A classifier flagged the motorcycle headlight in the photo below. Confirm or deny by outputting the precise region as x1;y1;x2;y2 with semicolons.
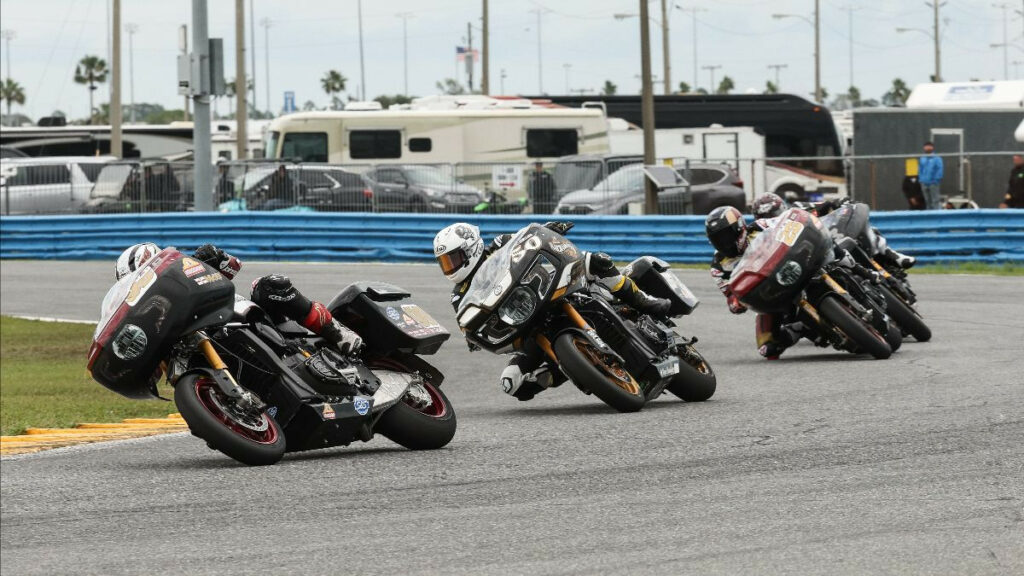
498;286;538;326
775;261;803;286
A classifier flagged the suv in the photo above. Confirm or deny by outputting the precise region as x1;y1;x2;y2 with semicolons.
225;164;373;212
676;162;746;214
364;165;484;213
0;157;114;214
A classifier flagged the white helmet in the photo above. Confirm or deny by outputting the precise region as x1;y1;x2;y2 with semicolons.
115;243;160;280
433;223;484;284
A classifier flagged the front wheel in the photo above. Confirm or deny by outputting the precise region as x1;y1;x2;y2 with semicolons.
554;333;645;413
666;344;717;402
881;286;932;342
818;296;892;360
375;380;457;450
174;374;285;466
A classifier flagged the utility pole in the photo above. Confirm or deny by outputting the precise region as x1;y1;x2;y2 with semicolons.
249;0;256;116
844;5;859;89
261;17;271;113
925;0;944;81
530;8;544;93
357;0;366;100
995;3;1011;80
193;0;213;211
702;64;721;92
639;0;657;214
396;13;413;96
482;0;489;95
675;7;705;92
181;25;190;120
660;0;671;94
814;0;821;102
125;23;137;123
466;22;474;92
111;0;122;157
768;63;787;89
234;0;248;159
1;29;14;81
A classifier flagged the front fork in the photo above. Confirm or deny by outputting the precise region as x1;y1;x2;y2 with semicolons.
173;330;265;411
535;301;609;364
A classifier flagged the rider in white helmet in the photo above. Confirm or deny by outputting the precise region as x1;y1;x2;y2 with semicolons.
113;242;363;353
433;221;671;401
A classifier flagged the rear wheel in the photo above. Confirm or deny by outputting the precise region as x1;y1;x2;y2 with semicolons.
375;380;457;450
881;286;932;342
666;344;717;402
554;334;645;413
818;296;892;360
174;374;285;466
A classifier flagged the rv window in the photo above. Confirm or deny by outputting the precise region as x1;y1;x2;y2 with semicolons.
350;130;402;159
281;132;328;163
265;131;280;158
408;138;432;153
526;129;578;158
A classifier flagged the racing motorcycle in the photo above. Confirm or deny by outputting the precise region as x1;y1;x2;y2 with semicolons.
456;223;716;413
816;201;931;342
88;248;456;466
730;208;900;360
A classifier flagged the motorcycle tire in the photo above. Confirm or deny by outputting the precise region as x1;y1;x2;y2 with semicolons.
174;374;285;466
885;320;903;353
880;286;932;342
375;380;457;450
666;344;717;402
554;333;645;413
818;296;892;360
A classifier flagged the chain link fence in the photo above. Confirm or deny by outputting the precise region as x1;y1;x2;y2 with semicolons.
2;151;1019;216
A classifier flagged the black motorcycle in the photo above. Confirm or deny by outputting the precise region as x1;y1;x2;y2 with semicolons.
456;223;716;413
818;202;931;342
89;248;456;465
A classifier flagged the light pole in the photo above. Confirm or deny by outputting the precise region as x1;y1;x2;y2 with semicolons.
675;7;706;92
563;63;571;94
260;17;271;114
529;8;545;93
396;12;413;96
702;64;721;93
1;29;14;81
125;23;137;123
613;7;673;95
357;0;366;100
1013;60;1023;78
639;0;657;214
249;0;256;116
772;5;822;103
841;5;860;89
768;63;787;90
482;0;489;95
994;3;1011;80
895;25;942;82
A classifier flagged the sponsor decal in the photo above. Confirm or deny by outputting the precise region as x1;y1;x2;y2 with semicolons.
194;272;224;286
267;406;278;418
125;269;157;307
550;240;578;257
774;220;804;247
657;359;680;378
385;306;402;321
321;403;336;419
353;397;370;416
434;244;446;255
111;324;148;360
586;329;609;350
181;257;206;278
511;235;542;263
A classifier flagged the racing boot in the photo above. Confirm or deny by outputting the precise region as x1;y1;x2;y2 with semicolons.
612;276;672;316
757;321;801;360
500;357;553;401
881;247;916;269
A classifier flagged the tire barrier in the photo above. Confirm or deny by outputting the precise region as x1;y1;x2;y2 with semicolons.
1;210;1022;264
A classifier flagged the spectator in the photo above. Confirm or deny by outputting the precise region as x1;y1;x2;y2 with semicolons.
215;161;234;204
1000;154;1024;209
918;141;944;210
265;165;300;208
527;161;556;214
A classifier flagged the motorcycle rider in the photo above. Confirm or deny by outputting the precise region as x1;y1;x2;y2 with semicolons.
433;221;671;401
114;242;363;353
750;193;916;270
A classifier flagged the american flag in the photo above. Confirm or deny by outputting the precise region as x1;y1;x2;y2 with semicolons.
456;46;479;61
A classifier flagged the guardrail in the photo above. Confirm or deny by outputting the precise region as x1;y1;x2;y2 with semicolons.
1;210;1022;264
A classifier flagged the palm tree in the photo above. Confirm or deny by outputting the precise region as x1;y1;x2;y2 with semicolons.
321;70;347;110
882;78;910;107
601;80;617;95
73;55;108;124
225;77;254;118
1;78;26;122
715;76;735;95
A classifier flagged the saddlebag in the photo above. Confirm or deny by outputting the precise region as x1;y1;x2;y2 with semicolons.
623;256;700;316
327;281;450;355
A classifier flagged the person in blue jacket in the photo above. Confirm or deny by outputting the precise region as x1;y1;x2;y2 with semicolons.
918;141;944;210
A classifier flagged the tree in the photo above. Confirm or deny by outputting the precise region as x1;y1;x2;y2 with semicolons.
302;100;318;111
374;94;413;109
435;78;467;95
715;76;735;95
847;85;862;107
677;81;691;94
882;78;910;107
73;55;109;124
224;77;254;117
765;80;778;94
601;80;617;95
321;70;348;110
695;87;709;95
1;78;26;122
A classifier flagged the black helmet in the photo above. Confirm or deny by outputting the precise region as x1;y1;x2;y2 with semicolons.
751;192;786;219
705;206;748;257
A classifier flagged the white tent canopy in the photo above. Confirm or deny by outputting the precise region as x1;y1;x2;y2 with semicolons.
906;81;1024;110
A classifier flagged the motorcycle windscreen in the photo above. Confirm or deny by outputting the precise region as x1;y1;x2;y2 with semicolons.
457;227;531;316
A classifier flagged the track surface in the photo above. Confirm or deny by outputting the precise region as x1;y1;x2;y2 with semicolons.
2;260;1022;575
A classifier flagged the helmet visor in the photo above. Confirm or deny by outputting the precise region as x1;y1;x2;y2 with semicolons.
709;227;742;257
437;249;468;276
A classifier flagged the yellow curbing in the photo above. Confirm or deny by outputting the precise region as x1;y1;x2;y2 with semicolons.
0;414;187;456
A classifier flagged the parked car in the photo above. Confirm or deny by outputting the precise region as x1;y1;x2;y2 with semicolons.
229;164;373;212
83;161;188;213
676;162;747;214
554;162;746;216
551;153;642;197
0;156;115;215
364;165;484;213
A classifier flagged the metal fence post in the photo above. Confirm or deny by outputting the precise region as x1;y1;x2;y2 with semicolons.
869;160;877;210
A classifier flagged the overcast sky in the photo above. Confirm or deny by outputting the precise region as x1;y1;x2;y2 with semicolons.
0;0;1014;120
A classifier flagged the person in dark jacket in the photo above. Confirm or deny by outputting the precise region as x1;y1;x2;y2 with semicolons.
1000;154;1024;209
527;162;557;214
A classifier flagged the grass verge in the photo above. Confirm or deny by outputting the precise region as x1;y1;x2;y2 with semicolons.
910;262;1024;276
0;316;173;436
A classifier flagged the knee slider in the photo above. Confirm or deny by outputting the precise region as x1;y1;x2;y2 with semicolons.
587;251;618;278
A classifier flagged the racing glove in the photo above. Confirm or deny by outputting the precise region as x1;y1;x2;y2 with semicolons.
193;243;242;279
543;221;574;235
727;293;748;314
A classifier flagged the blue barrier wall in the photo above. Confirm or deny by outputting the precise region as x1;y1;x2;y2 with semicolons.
2;210;1023;264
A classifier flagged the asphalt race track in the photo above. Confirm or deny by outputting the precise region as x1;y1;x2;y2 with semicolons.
1;260;1022;576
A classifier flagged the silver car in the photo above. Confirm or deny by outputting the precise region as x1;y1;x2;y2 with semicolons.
0;157;114;215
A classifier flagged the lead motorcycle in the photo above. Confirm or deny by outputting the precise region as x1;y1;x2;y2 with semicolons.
88;248;456;465
815;201;931;342
730;208;900;359
456;223;716;413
